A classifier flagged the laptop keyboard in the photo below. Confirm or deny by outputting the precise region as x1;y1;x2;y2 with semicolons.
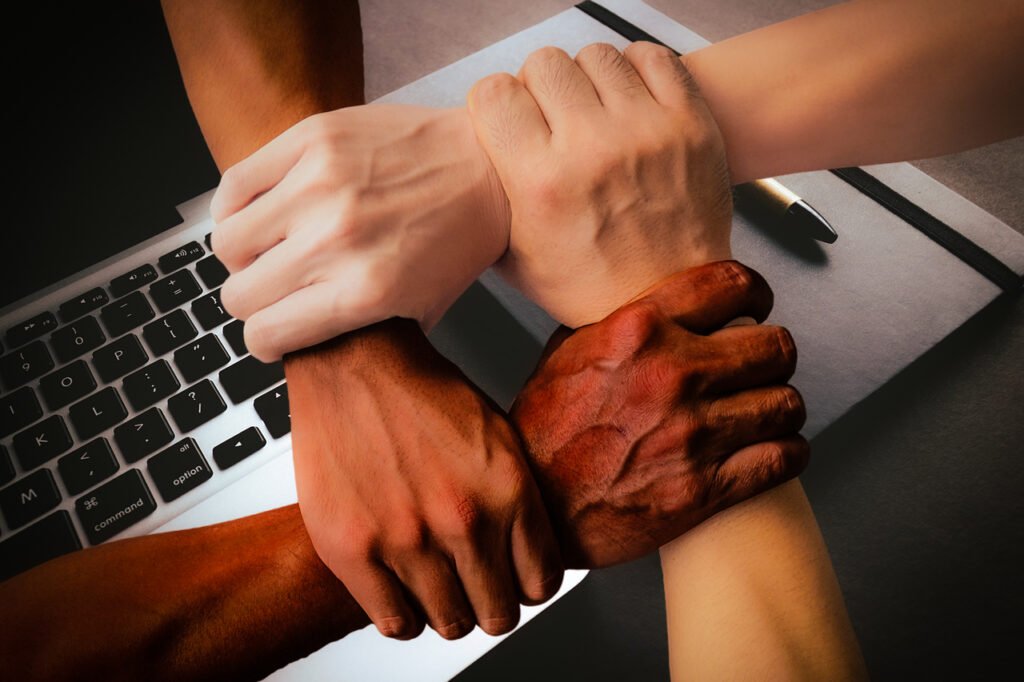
0;231;290;582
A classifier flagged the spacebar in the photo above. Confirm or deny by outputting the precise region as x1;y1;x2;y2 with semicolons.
218;356;285;404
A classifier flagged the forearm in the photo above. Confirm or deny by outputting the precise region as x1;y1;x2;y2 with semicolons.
660;481;866;680
685;0;1024;184
0;506;369;681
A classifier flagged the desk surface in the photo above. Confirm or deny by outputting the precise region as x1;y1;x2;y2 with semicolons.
360;2;1024;680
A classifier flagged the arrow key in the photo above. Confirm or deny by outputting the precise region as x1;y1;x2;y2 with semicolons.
213;427;266;470
254;385;290;439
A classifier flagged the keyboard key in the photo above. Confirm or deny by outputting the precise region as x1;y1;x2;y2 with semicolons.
254;385;291;438
110;264;158;298
223;319;247;356
122;360;180;411
100;291;155;337
50;316;106;364
0;445;13;486
0;341;54;391
142;310;197;356
5;312;58;349
75;470;156;545
150;270;202;313
58;439;120;495
168;380;226;433
147;438;213;503
0;511;81;582
173;335;230;383
92;334;148;383
192;289;231;331
68;387;128;441
204;232;213;249
0;469;61;530
1;386;43;439
12;415;73;471
113;408;174;463
213;427;267;470
196;255;229;289
158;241;205;274
219;356;284;404
59;288;109;323
39;360;97;411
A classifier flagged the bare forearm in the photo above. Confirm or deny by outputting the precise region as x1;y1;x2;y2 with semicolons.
685;0;1024;184
0;506;369;681
660;481;867;680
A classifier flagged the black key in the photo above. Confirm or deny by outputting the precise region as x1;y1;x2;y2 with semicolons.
0;511;81;582
204;232;213;249
122;360;180;411
223;319;247;356
219;356;284;404
0;444;13;486
150;269;202;313
58;439;120;495
0;469;61;530
5;312;58;349
158;241;205;274
12;415;73;471
173;334;230;383
254;385;291;438
75;470;156;545
110;264;158;298
50;316;106;364
100;291;155;337
92;334;149;383
0;341;54;391
59;288;109;323
148;438;213;503
192;289;231;331
68;387;128;441
113;408;174;463
39;360;96;411
213;427;267;470
0;386;42;439
168;380;226;433
142;310;197;356
196;255;228;289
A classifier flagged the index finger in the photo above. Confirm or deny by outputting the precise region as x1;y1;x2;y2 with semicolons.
636;261;775;332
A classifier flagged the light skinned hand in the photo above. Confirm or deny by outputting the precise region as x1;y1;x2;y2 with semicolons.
209;104;507;362
467;42;733;326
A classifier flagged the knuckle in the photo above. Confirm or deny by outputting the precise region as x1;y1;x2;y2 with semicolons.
577;41;619;64
523;571;563;604
386;520;429;556
470;72;519;107
779;385;808;430
376;615;421;640
242;316;277;362
775;326;798;370
218;276;245;318
479;611;520;636
442;494;486;541
435;618;474;641
625;40;674;67
526;46;569;71
610;300;663;346
720;259;755;293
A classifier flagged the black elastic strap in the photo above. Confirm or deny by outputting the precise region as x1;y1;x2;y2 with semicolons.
574;1;1022;294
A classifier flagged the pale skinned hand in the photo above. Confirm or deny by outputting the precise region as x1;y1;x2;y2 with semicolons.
468;42;733;327
288;318;562;641
209;105;507;362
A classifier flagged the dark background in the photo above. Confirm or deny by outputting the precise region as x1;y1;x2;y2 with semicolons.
4;2;1020;679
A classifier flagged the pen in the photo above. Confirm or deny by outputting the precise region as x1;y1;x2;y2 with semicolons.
734;179;839;244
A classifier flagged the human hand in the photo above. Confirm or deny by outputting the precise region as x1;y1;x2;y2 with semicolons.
287;319;561;641
209;105;508;361
468;42;733;326
513;261;808;568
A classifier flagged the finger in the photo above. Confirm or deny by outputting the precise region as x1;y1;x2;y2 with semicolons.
700;324;798;393
453;534;521;636
209;115;315;222
219;227;322;321
640;261;774;332
211;171;305;272
244;279;383;362
390;554;476;641
467;72;551;182
700;385;807;457
623;41;700;109
509;493;563;606
340;562;425;640
574;42;652;109
713;435;810;510
518;46;602;131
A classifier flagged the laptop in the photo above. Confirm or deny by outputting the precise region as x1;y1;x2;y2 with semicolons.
0;3;586;680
